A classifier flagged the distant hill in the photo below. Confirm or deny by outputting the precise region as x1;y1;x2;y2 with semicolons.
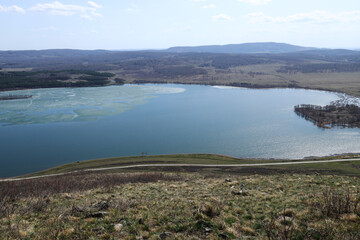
165;42;317;54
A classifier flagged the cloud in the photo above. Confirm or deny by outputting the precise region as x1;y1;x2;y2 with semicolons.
203;4;216;9
238;0;272;6
0;5;25;14
247;10;360;24
87;1;102;9
29;1;102;19
212;14;232;21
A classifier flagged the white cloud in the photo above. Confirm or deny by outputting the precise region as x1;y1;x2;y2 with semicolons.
88;1;102;9
29;1;102;20
0;5;25;14
247;10;360;24
238;0;272;6
212;14;232;21
203;4;216;9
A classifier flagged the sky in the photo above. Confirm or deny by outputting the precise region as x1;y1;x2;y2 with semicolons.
1;0;360;50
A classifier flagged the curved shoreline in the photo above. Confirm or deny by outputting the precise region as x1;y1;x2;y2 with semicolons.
2;157;360;182
0;81;357;98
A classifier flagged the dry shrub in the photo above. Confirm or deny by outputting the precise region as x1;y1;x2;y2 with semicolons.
0;197;18;218
263;208;296;240
313;188;360;219
111;198;137;211
199;202;220;218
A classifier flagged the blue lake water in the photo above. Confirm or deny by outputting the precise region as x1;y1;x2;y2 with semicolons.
1;84;360;177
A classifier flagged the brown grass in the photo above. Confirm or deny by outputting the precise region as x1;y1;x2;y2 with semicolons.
0;172;181;201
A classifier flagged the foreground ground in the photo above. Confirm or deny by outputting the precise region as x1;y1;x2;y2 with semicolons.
1;170;360;240
2;154;360;239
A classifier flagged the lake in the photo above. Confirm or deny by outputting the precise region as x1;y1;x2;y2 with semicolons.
1;84;360;177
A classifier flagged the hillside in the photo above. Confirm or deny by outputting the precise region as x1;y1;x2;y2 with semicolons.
1;44;360;97
1;160;360;239
166;42;316;54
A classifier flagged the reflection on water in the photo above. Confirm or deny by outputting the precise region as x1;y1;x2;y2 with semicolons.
1;84;360;177
0;85;185;125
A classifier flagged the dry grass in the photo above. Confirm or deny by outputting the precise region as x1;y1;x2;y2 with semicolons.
0;172;181;201
1;172;360;239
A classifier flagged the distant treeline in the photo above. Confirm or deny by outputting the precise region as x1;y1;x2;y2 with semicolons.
294;104;360;128
0;70;116;91
278;63;360;74
2;49;360;91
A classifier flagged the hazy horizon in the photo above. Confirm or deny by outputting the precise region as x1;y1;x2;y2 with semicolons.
0;0;360;50
0;41;329;52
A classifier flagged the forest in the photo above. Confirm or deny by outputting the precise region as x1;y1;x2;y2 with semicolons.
1;48;360;96
0;70;116;91
294;104;360;128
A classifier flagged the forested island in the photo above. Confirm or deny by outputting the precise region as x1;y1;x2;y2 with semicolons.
0;94;32;101
294;104;360;128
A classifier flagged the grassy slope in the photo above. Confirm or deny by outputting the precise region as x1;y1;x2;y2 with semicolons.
24;154;272;177
24;153;360;178
2;172;360;239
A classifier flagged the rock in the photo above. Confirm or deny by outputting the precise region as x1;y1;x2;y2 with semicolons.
225;178;232;182
63;193;71;199
70;206;86;216
114;223;123;232
218;233;228;239
87;211;108;218
231;190;248;196
93;201;110;210
159;232;172;240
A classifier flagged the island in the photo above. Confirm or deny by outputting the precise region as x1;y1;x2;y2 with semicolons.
294;104;360;128
0;94;32;101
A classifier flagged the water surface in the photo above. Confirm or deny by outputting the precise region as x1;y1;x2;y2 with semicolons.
1;84;360;177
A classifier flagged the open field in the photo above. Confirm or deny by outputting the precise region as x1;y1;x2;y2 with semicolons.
1;49;360;97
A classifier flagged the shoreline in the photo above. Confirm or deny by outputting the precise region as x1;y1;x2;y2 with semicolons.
2;152;359;179
0;81;356;98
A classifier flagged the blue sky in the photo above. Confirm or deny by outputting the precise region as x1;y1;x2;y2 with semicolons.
1;0;360;50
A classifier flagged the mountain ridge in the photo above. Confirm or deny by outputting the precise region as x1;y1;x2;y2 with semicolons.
165;42;318;54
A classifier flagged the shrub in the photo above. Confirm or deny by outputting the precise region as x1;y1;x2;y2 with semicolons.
313;188;360;219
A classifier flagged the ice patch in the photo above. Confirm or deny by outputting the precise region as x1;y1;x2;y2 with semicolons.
213;86;239;89
0;85;184;126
